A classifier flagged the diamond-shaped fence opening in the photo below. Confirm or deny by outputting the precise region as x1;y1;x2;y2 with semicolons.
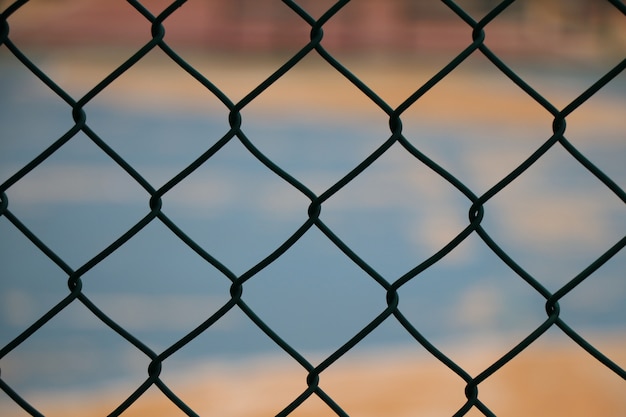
1;1;625;416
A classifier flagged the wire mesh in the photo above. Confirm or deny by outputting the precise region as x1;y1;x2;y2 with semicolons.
1;0;625;416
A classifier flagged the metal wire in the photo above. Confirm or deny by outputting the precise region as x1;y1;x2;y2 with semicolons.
1;1;625;416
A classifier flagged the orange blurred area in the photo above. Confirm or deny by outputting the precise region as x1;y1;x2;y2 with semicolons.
8;336;626;417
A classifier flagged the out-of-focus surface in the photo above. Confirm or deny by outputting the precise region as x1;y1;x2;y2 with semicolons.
12;337;626;417
1;1;625;416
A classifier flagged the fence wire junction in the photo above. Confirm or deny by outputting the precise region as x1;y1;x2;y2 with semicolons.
1;0;625;416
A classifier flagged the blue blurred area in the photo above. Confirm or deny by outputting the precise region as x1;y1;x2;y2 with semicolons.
0;57;625;395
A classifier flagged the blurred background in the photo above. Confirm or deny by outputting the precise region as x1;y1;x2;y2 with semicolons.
1;1;625;416
4;0;626;57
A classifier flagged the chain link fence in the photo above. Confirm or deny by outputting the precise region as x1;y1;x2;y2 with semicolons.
1;0;625;416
